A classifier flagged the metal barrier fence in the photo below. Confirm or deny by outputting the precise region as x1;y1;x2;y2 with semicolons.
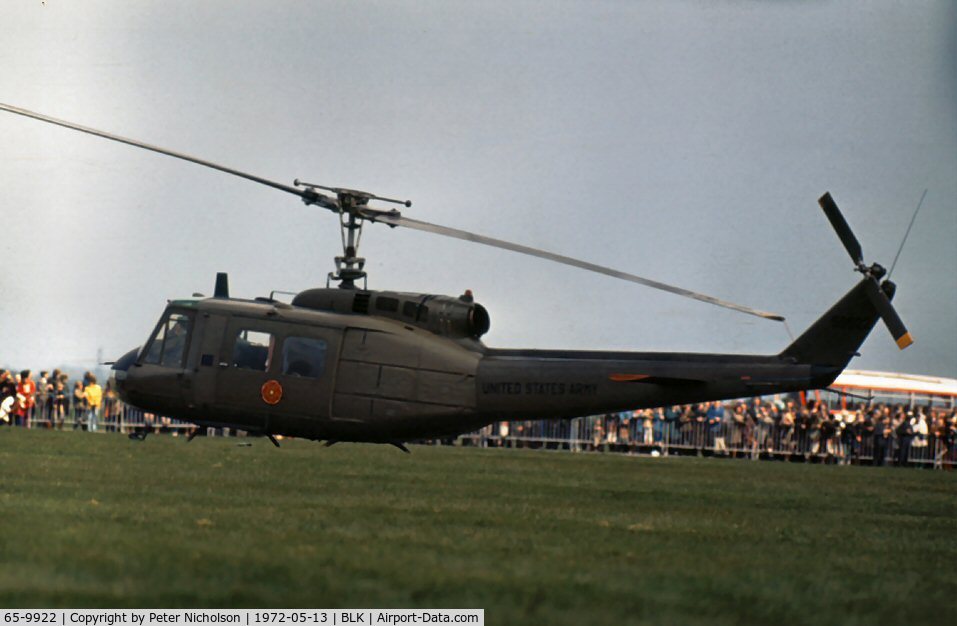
455;416;957;468
10;395;956;468
10;395;195;435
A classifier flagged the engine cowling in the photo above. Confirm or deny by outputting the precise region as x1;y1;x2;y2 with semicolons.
292;288;490;340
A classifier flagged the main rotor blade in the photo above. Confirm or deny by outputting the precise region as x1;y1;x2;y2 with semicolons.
0;102;307;200
371;212;785;322
0;102;783;324
863;278;913;350
818;192;864;267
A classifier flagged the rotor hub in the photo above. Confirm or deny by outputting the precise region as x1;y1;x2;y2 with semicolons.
292;181;411;289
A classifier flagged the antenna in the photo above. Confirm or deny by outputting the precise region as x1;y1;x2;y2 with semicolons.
888;188;927;280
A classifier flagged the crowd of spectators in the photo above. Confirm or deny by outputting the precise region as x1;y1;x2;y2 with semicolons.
481;397;957;468
0;368;112;431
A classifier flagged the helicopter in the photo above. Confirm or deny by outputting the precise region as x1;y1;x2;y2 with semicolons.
1;103;913;450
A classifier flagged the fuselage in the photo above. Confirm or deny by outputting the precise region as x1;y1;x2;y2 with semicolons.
112;286;859;443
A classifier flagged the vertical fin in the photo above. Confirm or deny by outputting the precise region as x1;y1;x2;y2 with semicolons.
779;278;882;367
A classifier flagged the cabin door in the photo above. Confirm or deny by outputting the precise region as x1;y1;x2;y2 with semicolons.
214;317;339;436
212;317;280;432
188;312;228;411
269;326;340;427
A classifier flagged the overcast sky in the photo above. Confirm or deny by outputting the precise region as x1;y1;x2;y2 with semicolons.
1;1;955;378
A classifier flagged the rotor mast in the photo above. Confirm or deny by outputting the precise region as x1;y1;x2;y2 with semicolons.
335;207;366;290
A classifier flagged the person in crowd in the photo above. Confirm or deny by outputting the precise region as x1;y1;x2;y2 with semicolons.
140;411;157;438
512;421;526;448
36;370;50;426
604;413;619;446
934;413;955;469
950;413;957;467
102;381;120;432
83;374;103;433
838;409;856;464
663;405;680;450
616;410;630;447
496;420;509;446
752;402;773;458
677;405;693;448
14;370;37;428
832;409;845;462
641;408;653;446
694;403;710;452
707;401;727;456
591;415;604;450
873;414;892;467
818;408;836;463
53;379;67;429
652;407;665;446
857;409;875;464
779;404;795;453
159;414;174;435
72;381;86;430
796;407;813;456
0;370;16;425
730;403;751;458
894;409;915;467
912;409;929;461
43;369;59;426
813;404;826;455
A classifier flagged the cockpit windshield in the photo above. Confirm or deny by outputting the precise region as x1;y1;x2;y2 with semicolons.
142;311;193;368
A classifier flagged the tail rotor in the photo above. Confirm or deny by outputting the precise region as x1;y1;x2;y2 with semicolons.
818;192;913;350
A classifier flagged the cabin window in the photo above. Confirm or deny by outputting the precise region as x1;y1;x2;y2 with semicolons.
281;336;327;379
232;330;274;371
143;312;192;368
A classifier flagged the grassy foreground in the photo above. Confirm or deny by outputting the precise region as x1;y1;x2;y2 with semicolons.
0;429;955;624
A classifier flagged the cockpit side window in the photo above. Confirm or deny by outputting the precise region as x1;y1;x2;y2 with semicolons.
232;330;274;371
142;312;193;368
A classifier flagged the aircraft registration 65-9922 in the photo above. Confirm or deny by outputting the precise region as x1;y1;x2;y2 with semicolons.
0;103;913;450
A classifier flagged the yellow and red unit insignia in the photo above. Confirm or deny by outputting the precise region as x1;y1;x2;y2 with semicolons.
261;379;283;405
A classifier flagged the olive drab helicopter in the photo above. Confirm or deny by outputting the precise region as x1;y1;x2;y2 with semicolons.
1;103;914;450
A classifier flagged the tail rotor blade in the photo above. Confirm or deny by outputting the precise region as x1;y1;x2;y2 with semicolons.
863;279;913;350
819;192;864;267
370;212;786;322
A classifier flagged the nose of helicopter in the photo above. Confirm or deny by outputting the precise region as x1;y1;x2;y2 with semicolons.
110;346;140;401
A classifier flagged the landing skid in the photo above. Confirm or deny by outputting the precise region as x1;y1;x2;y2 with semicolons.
323;439;409;453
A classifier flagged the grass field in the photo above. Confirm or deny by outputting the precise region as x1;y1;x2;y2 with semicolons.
1;429;955;624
